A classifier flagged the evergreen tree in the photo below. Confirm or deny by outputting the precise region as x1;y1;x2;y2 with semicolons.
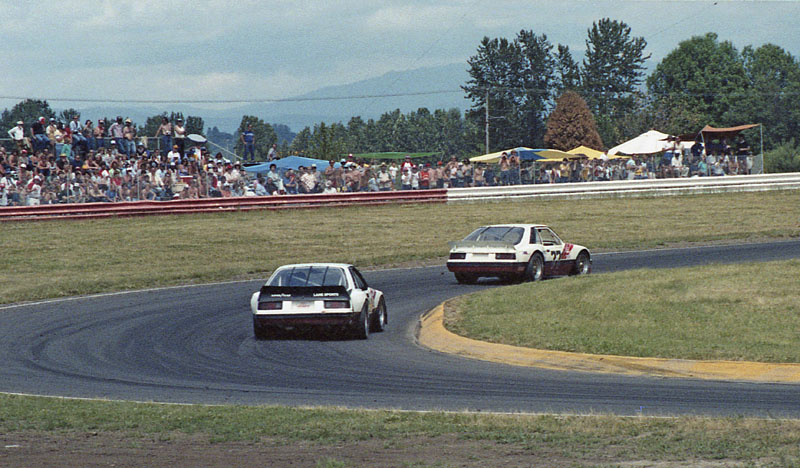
581;18;650;144
544;91;604;151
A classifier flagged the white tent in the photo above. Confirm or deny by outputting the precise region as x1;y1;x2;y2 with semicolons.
607;130;671;156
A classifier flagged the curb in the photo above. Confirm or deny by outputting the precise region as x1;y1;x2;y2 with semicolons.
417;302;800;383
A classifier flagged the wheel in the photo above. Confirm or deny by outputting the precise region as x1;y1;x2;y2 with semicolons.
370;299;387;332
352;305;370;340
571;251;591;276
454;273;478;284
525;253;544;282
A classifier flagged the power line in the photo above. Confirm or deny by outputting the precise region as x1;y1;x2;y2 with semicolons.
0;90;463;105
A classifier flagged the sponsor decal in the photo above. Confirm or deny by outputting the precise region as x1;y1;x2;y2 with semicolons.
560;243;574;260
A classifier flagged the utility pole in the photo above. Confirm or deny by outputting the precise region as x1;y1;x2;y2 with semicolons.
485;89;490;154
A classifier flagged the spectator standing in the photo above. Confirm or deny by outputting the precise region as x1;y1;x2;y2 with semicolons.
69;115;86;155
108;117;124;154
240;124;255;162
418;164;430;189
378;163;392;191
82;120;94;152
30;117;49;152
173;118;186;156
94;119;106;149
46;118;58;153
267;143;277;161
155;117;172;153
499;153;510;185
8;121;26;152
122;119;136;157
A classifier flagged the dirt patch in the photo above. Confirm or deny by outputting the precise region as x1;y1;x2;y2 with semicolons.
0;430;746;468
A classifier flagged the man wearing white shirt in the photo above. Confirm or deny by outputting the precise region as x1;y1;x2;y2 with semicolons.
8;121;26;152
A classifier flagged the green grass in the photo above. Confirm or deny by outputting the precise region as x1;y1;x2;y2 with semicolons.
1;393;799;464
447;259;800;362
1;190;798;305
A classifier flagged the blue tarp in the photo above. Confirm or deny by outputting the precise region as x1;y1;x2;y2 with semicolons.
243;156;338;174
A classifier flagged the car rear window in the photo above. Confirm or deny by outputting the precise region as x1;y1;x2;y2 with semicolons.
268;266;346;287
463;226;524;244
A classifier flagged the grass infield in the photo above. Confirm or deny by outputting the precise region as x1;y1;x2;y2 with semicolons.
1;190;798;305
446;259;800;362
1;393;799;465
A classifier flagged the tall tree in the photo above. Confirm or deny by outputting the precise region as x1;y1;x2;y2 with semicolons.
554;44;581;92
646;33;747;128
310;122;345;161
290;127;311;155
0;99;55;132
544;91;603;151
732;43;800;149
463;31;557;151
581;18;650;144
185;116;205;136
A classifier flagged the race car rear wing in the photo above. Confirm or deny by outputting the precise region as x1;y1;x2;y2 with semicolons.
258;285;350;301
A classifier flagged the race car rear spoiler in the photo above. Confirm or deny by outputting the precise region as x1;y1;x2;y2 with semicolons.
258;285;350;300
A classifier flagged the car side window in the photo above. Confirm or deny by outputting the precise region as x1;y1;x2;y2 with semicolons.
537;228;562;246
349;267;368;290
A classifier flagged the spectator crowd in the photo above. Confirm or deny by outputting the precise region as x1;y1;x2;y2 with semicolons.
1;116;756;206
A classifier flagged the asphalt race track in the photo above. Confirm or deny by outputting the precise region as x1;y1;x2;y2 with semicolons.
1;240;800;417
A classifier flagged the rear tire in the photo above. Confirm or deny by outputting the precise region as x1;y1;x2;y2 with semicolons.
525;253;544;282
571;251;590;276
370;299;387;332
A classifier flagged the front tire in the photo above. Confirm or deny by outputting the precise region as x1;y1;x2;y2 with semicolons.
525;253;544;282
370;299;387;332
571;251;591;276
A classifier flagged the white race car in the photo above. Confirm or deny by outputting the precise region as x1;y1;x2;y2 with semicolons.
446;224;591;284
250;263;387;339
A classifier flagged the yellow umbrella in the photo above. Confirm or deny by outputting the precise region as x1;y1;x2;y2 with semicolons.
469;147;535;163
534;149;582;160
567;145;605;159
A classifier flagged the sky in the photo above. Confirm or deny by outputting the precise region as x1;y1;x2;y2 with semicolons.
2;0;799;111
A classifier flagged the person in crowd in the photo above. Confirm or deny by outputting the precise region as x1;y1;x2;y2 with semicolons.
173;118;186;156
82;119;94;152
30;117;49;152
253;176;268;196
8;121;27;153
266;163;283;193
155;117;172;153
267;143;277;161
69;115;86;155
108;117;124;154
283;169;298;194
93;119;106;149
240;124;255;162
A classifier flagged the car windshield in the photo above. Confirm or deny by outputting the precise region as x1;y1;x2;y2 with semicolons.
268;266;347;287
463;226;524;244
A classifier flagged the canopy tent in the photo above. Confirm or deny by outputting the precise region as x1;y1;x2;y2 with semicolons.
608;130;671;156
567;145;605;159
700;123;760;139
469;147;543;163
243;156;336;174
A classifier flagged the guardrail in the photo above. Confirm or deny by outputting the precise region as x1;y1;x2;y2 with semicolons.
447;173;800;202
0;189;447;221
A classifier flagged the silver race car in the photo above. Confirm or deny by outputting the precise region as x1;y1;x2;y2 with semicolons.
250;263;387;339
446;224;591;284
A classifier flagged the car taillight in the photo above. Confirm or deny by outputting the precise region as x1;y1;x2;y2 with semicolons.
259;301;282;310
324;300;350;309
449;252;466;259
495;253;516;260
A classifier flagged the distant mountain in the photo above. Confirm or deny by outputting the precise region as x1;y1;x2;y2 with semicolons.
65;63;471;135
